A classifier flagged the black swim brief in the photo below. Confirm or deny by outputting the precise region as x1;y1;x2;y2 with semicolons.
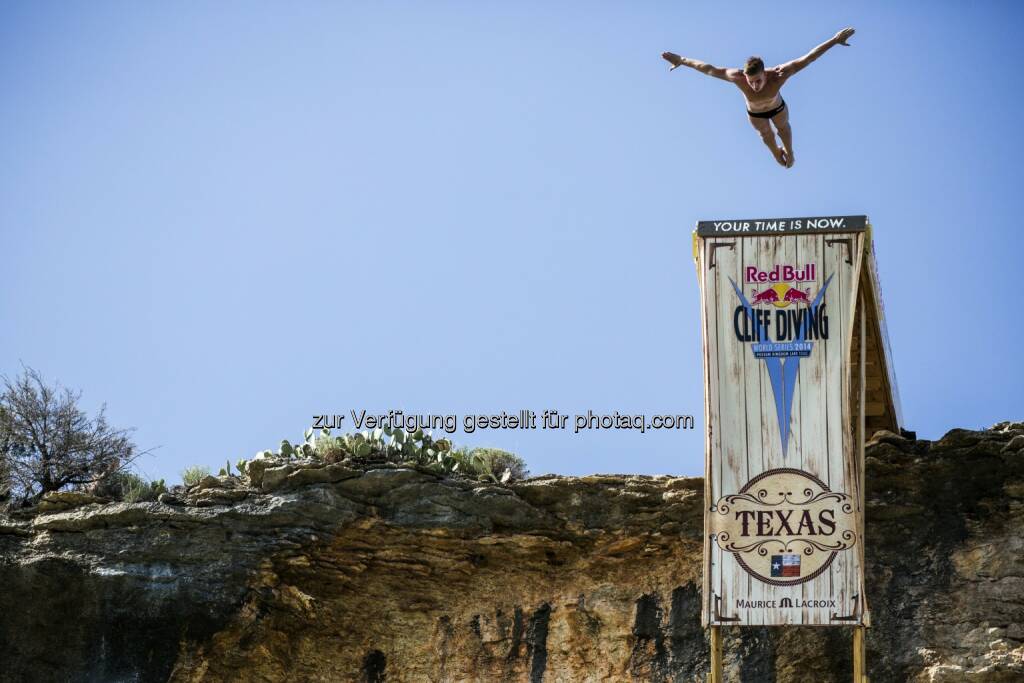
748;99;786;119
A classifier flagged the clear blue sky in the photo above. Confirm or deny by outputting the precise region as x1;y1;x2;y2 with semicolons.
2;2;1022;483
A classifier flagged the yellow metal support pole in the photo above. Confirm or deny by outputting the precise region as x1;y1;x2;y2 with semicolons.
853;626;867;682
710;626;723;683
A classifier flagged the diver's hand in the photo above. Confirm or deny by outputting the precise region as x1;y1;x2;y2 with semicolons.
662;52;685;70
833;28;855;46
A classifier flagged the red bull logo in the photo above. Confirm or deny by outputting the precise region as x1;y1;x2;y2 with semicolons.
745;264;816;285
750;285;813;308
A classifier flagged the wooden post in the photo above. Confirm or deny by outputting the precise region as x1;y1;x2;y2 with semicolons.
853;625;867;682
710;626;723;683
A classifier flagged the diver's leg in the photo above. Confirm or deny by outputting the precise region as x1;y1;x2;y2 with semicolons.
772;106;793;168
748;115;786;167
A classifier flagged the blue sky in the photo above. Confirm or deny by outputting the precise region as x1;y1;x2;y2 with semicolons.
2;2;1021;483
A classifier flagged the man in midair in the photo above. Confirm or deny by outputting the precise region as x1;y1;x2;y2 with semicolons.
662;28;855;168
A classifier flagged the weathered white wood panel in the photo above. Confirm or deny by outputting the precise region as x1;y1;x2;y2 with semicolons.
796;233;831;624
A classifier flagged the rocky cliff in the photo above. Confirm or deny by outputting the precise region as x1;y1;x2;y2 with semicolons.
1;424;1023;682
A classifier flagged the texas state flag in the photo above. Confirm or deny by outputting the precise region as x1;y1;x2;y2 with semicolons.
771;554;801;577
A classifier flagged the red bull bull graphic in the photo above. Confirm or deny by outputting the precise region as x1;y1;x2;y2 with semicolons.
749;285;815;308
750;287;781;306
783;287;811;305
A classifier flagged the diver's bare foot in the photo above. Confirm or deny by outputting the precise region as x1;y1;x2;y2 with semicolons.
783;149;794;168
772;148;787;167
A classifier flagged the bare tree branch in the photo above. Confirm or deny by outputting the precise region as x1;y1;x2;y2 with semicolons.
0;366;143;502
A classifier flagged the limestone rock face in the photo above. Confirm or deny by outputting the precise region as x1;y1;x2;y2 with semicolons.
36;490;107;512
1;424;1023;682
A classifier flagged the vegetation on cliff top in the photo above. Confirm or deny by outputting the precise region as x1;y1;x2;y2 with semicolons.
236;426;528;485
0;367;528;510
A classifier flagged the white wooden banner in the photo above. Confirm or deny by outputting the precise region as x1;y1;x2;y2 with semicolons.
696;219;871;627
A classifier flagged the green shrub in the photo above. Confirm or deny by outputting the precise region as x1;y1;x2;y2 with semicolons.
120;473;147;502
444;447;527;482
181;465;210;487
313;435;347;463
91;470;167;502
469;448;529;482
121;474;167;503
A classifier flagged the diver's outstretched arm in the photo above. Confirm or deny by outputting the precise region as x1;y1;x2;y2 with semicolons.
776;28;855;79
662;52;739;82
